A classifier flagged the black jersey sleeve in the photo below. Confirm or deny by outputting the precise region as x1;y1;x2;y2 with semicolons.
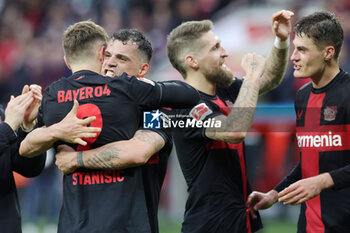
0;122;17;154
0;122;45;177
143;128;171;145
11;127;46;177
329;165;350;190
128;76;161;108
128;76;199;109
158;81;200;108
274;161;302;192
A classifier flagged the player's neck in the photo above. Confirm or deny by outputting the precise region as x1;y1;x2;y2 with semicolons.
186;73;216;95
311;63;340;89
70;62;102;75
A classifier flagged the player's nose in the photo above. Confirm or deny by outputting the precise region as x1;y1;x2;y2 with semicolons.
107;61;117;67
290;49;298;61
221;47;228;58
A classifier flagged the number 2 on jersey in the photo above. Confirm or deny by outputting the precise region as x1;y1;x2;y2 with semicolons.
76;103;103;151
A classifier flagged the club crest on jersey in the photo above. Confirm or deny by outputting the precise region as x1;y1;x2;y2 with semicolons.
324;106;337;121
190;103;212;121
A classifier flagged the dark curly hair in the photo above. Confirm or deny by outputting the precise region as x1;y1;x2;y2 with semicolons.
295;11;344;60
111;29;152;63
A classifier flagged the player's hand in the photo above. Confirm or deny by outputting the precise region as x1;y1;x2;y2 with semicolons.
4;91;34;131
55;145;78;174
241;53;266;81
22;84;42;131
247;190;278;219
271;10;294;41
278;173;334;205
52;100;101;146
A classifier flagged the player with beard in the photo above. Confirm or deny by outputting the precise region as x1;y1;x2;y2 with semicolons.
164;10;293;233
54;29;174;233
19;21;199;233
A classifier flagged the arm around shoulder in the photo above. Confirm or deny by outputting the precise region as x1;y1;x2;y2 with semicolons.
20;100;101;157
159;81;200;108
55;130;165;174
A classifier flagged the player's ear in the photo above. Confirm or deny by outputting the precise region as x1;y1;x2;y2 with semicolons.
324;45;335;61
98;45;106;62
64;56;72;70
138;63;149;77
185;55;199;70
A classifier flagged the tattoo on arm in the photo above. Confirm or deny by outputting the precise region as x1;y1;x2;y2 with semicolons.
259;46;289;94
82;130;164;170
85;146;122;170
206;79;259;142
250;57;258;71
134;130;165;153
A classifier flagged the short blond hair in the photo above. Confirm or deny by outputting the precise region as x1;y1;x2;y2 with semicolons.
62;20;109;65
167;20;213;78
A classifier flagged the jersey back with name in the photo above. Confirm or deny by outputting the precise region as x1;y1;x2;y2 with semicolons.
39;70;162;233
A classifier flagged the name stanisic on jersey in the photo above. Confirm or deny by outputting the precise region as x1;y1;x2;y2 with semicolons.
72;170;125;186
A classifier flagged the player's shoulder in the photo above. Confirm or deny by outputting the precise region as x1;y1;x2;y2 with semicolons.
216;77;242;100
112;72;156;86
296;81;312;97
340;70;350;85
43;76;68;94
233;76;244;85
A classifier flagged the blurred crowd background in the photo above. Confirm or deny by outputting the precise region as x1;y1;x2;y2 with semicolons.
0;0;349;232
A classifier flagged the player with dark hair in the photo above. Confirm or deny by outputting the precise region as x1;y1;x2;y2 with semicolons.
55;28;174;233
165;10;293;233
103;29;152;78
20;21;199;232
0;85;46;233
247;11;350;233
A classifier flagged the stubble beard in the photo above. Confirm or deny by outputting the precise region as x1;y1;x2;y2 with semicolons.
205;65;234;88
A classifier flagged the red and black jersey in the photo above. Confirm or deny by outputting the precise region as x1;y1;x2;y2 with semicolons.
275;69;350;233
38;70;191;233
167;78;262;233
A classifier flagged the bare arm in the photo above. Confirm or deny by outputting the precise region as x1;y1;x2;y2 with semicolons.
20;100;101;157
205;53;265;144
55;130;165;174
247;189;279;219
278;173;334;205
259;10;294;94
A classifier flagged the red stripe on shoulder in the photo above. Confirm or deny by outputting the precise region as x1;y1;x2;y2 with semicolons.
74;75;85;80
